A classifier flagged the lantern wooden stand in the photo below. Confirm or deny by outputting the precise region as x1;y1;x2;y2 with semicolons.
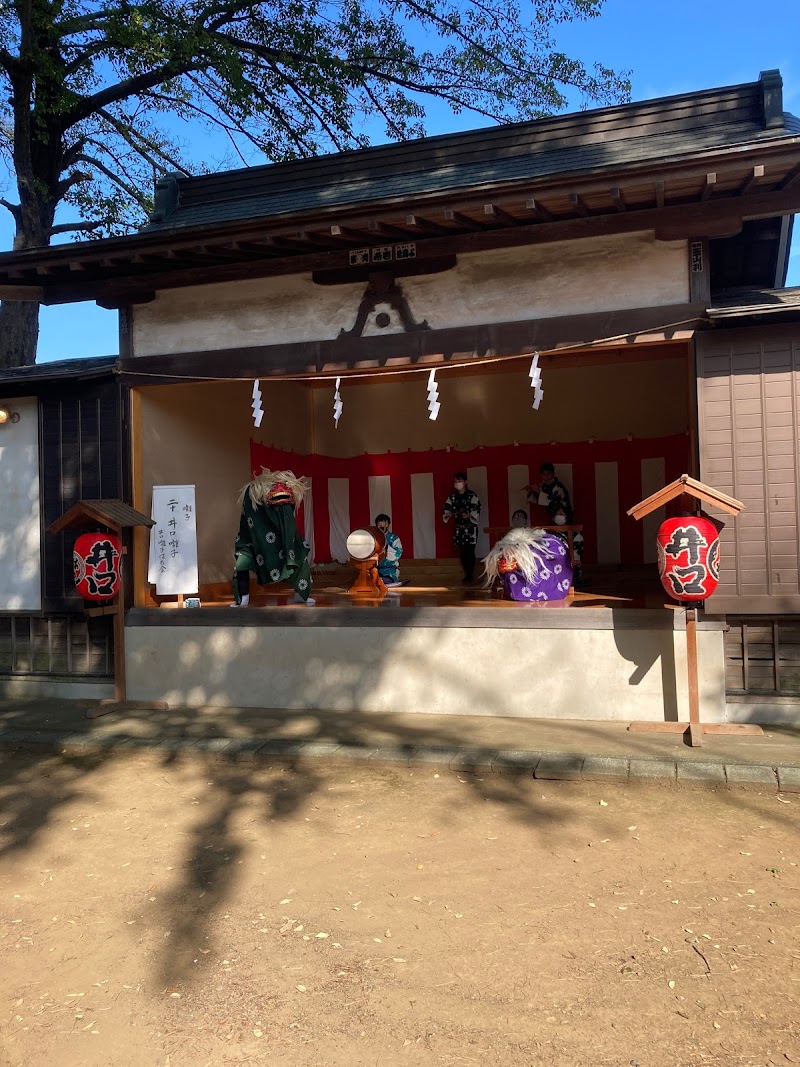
48;500;168;720
627;475;763;748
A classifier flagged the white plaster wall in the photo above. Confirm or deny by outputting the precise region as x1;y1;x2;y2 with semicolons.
125;622;725;722
132;232;689;357
0;396;41;610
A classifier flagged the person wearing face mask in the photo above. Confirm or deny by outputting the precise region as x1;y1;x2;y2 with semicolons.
525;461;573;524
374;513;405;587
442;471;482;584
551;505;584;585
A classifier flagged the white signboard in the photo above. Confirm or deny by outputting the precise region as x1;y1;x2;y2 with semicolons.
148;485;199;596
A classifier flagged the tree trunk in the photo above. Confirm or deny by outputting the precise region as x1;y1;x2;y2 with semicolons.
0;299;40;368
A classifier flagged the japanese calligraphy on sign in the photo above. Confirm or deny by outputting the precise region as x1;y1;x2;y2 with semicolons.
147;485;199;596
73;532;122;601
656;516;721;603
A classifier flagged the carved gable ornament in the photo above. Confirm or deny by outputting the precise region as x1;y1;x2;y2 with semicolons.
339;272;430;338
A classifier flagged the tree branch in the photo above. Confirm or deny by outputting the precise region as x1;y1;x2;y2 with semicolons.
65;59;203;125
75;152;151;211
0;198;21;220
97;107;186;172
48;219;106;236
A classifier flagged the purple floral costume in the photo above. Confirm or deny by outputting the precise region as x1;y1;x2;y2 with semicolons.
499;532;573;603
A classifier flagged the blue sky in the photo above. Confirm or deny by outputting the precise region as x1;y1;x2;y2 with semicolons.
2;0;799;363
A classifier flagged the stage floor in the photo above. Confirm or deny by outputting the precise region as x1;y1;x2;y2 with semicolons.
156;564;676;613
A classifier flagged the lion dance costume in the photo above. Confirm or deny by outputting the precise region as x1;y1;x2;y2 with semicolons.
483;527;572;603
232;469;313;604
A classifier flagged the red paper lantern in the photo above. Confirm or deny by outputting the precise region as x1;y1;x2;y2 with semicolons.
73;532;122;601
657;516;720;603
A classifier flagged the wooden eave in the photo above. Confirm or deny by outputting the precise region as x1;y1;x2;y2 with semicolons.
48;499;154;535
2;137;800;309
627;475;746;520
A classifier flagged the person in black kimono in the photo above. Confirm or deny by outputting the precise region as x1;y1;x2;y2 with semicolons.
525;462;573;522
442;471;482;584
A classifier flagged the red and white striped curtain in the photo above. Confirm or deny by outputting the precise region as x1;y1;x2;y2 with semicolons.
251;436;689;565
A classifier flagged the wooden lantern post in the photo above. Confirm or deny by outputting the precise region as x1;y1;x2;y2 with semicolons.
48;499;166;719
627;475;762;747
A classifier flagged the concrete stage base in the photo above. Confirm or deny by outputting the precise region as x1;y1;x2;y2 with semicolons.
124;606;729;722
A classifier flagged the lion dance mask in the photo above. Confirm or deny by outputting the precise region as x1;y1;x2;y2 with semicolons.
483;527;573;603
233;469;313;603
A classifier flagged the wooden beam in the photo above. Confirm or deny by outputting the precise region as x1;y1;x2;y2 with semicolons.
96;288;156;310
483;203;517;224
781;162;800;190
118;301;706;384
740;164;765;195
330;224;370;243
610;187;626;212
129;387;151;610
700;172;717;201
568;192;589;217
0;284;45;300
404;213;449;235
34;183;800;306
655;179;665;209
367;218;414;240
525;198;553;221
443;208;483;230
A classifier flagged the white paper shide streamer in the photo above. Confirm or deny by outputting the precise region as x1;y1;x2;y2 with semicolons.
529;352;544;410
427;369;440;421
333;377;343;428
251;378;264;428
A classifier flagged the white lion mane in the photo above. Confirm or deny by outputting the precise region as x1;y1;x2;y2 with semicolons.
483;527;555;586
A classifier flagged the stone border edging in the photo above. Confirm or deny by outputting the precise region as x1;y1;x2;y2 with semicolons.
0;728;797;792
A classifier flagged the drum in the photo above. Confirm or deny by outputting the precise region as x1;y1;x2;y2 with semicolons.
346;526;386;562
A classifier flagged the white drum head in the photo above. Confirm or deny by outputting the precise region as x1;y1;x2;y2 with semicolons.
347;528;377;560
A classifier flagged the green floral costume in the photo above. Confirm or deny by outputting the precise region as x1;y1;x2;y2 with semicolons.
233;493;312;602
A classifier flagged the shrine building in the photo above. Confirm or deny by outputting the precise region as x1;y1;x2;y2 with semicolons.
1;70;800;725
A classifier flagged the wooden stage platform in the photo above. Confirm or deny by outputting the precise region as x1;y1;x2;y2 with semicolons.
148;562;676;614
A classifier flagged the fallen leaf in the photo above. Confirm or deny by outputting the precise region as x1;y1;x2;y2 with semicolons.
280;899;292;905
393;958;406;963
296;985;306;992
599;800;608;807
315;932;329;939
668;981;676;989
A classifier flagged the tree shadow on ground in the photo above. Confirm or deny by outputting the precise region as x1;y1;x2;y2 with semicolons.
1;606;799;990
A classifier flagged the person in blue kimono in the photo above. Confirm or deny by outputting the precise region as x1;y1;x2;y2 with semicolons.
375;513;404;587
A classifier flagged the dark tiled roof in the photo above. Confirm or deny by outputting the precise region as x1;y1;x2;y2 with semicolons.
708;286;800;317
144;75;800;232
0;354;118;385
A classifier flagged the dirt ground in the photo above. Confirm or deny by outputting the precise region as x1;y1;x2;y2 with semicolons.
1;748;799;1067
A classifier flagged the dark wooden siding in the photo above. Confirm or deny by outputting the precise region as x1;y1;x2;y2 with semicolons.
0;613;112;677
725;617;800;695
40;381;127;611
696;325;800;613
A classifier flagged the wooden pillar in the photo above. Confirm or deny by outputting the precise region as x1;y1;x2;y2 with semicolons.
685;606;702;747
